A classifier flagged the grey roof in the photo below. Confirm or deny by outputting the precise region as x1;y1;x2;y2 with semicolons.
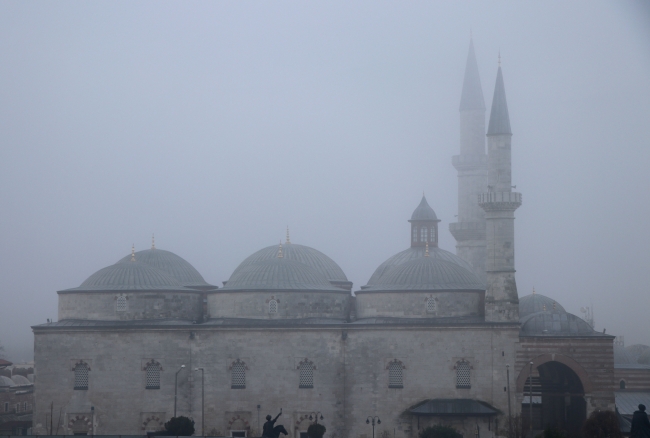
519;293;566;318
0;376;15;387
223;258;344;292
615;343;650;366
615;391;650;416
118;248;215;288
410;195;439;222
350;315;488;326
63;260;191;292
10;375;31;386
230;243;348;283
487;66;512;136
409;399;500;417
520;311;603;336
360;255;484;292
459;39;486;111
365;246;480;287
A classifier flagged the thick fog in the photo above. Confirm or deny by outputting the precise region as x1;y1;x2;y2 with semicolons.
1;1;649;362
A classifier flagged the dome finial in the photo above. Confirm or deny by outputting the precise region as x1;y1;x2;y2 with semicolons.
286;226;291;244
543;304;547;311
532;287;536;295
425;241;430;257
131;244;136;262
152;233;156;250
553;301;557;310
277;241;284;258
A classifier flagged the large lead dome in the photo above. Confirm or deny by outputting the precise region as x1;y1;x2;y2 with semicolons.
72;260;187;291
118;247;215;289
229;242;351;290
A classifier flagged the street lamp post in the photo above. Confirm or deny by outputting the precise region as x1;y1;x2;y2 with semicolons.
366;416;381;438
506;364;512;437
308;412;324;424
195;367;205;436
174;365;185;418
529;361;534;435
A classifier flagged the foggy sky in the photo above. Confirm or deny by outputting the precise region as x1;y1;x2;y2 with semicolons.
1;1;649;362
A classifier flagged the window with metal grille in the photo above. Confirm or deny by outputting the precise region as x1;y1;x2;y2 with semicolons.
231;431;247;437
268;299;278;314
426;298;436;313
388;360;404;388
74;362;89;390
23;402;27;411
456;361;471;388
116;295;127;312
231;360;246;389
298;360;314;388
146;362;161;389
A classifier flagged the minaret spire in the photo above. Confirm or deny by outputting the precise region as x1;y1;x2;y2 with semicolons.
487;62;512;137
479;60;522;322
459;38;486;112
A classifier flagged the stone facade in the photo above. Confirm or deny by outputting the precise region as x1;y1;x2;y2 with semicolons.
33;322;519;438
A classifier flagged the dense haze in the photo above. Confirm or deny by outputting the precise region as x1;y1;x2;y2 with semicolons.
1;1;649;362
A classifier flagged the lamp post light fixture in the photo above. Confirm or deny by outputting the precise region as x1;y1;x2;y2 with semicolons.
366;416;381;438
308;412;324;424
174;365;185;417
195;367;205;436
529;361;534;433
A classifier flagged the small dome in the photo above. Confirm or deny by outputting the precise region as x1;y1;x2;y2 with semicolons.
615;344;635;365
520;311;597;336
362;256;484;292
410;196;439;222
230;243;348;283
72;261;187;291
223;258;342;292
118;248;214;288
10;375;31;386
366;246;481;287
519;293;566;318
0;376;15;387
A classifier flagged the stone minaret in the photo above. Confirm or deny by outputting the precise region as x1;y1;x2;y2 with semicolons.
449;39;488;283
478;60;522;322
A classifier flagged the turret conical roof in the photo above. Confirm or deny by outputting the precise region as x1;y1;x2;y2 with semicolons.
459;39;486;111
487;65;512;136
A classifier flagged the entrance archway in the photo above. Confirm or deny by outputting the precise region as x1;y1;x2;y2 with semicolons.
517;356;588;435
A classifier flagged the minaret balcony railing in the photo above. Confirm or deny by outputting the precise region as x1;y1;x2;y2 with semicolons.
478;192;522;211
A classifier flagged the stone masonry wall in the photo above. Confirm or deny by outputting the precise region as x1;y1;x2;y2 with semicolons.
33;323;519;438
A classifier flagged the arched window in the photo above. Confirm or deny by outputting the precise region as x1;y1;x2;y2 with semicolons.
231;359;246;389
268;299;278;314
420;227;428;242
426;297;437;313
116;294;127;312
620;380;626;389
145;361;161;389
456;361;471;388
298;359;314;388
73;362;89;390
388;359;404;388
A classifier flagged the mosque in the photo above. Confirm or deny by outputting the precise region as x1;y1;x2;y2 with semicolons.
32;41;623;438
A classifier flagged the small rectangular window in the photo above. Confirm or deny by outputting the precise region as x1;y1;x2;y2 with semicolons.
146;363;161;389
15;403;20;413
388;360;404;388
74;363;89;390
456;361;471;388
299;360;314;388
231;431;246;437
231;361;246;389
23;402;27;411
